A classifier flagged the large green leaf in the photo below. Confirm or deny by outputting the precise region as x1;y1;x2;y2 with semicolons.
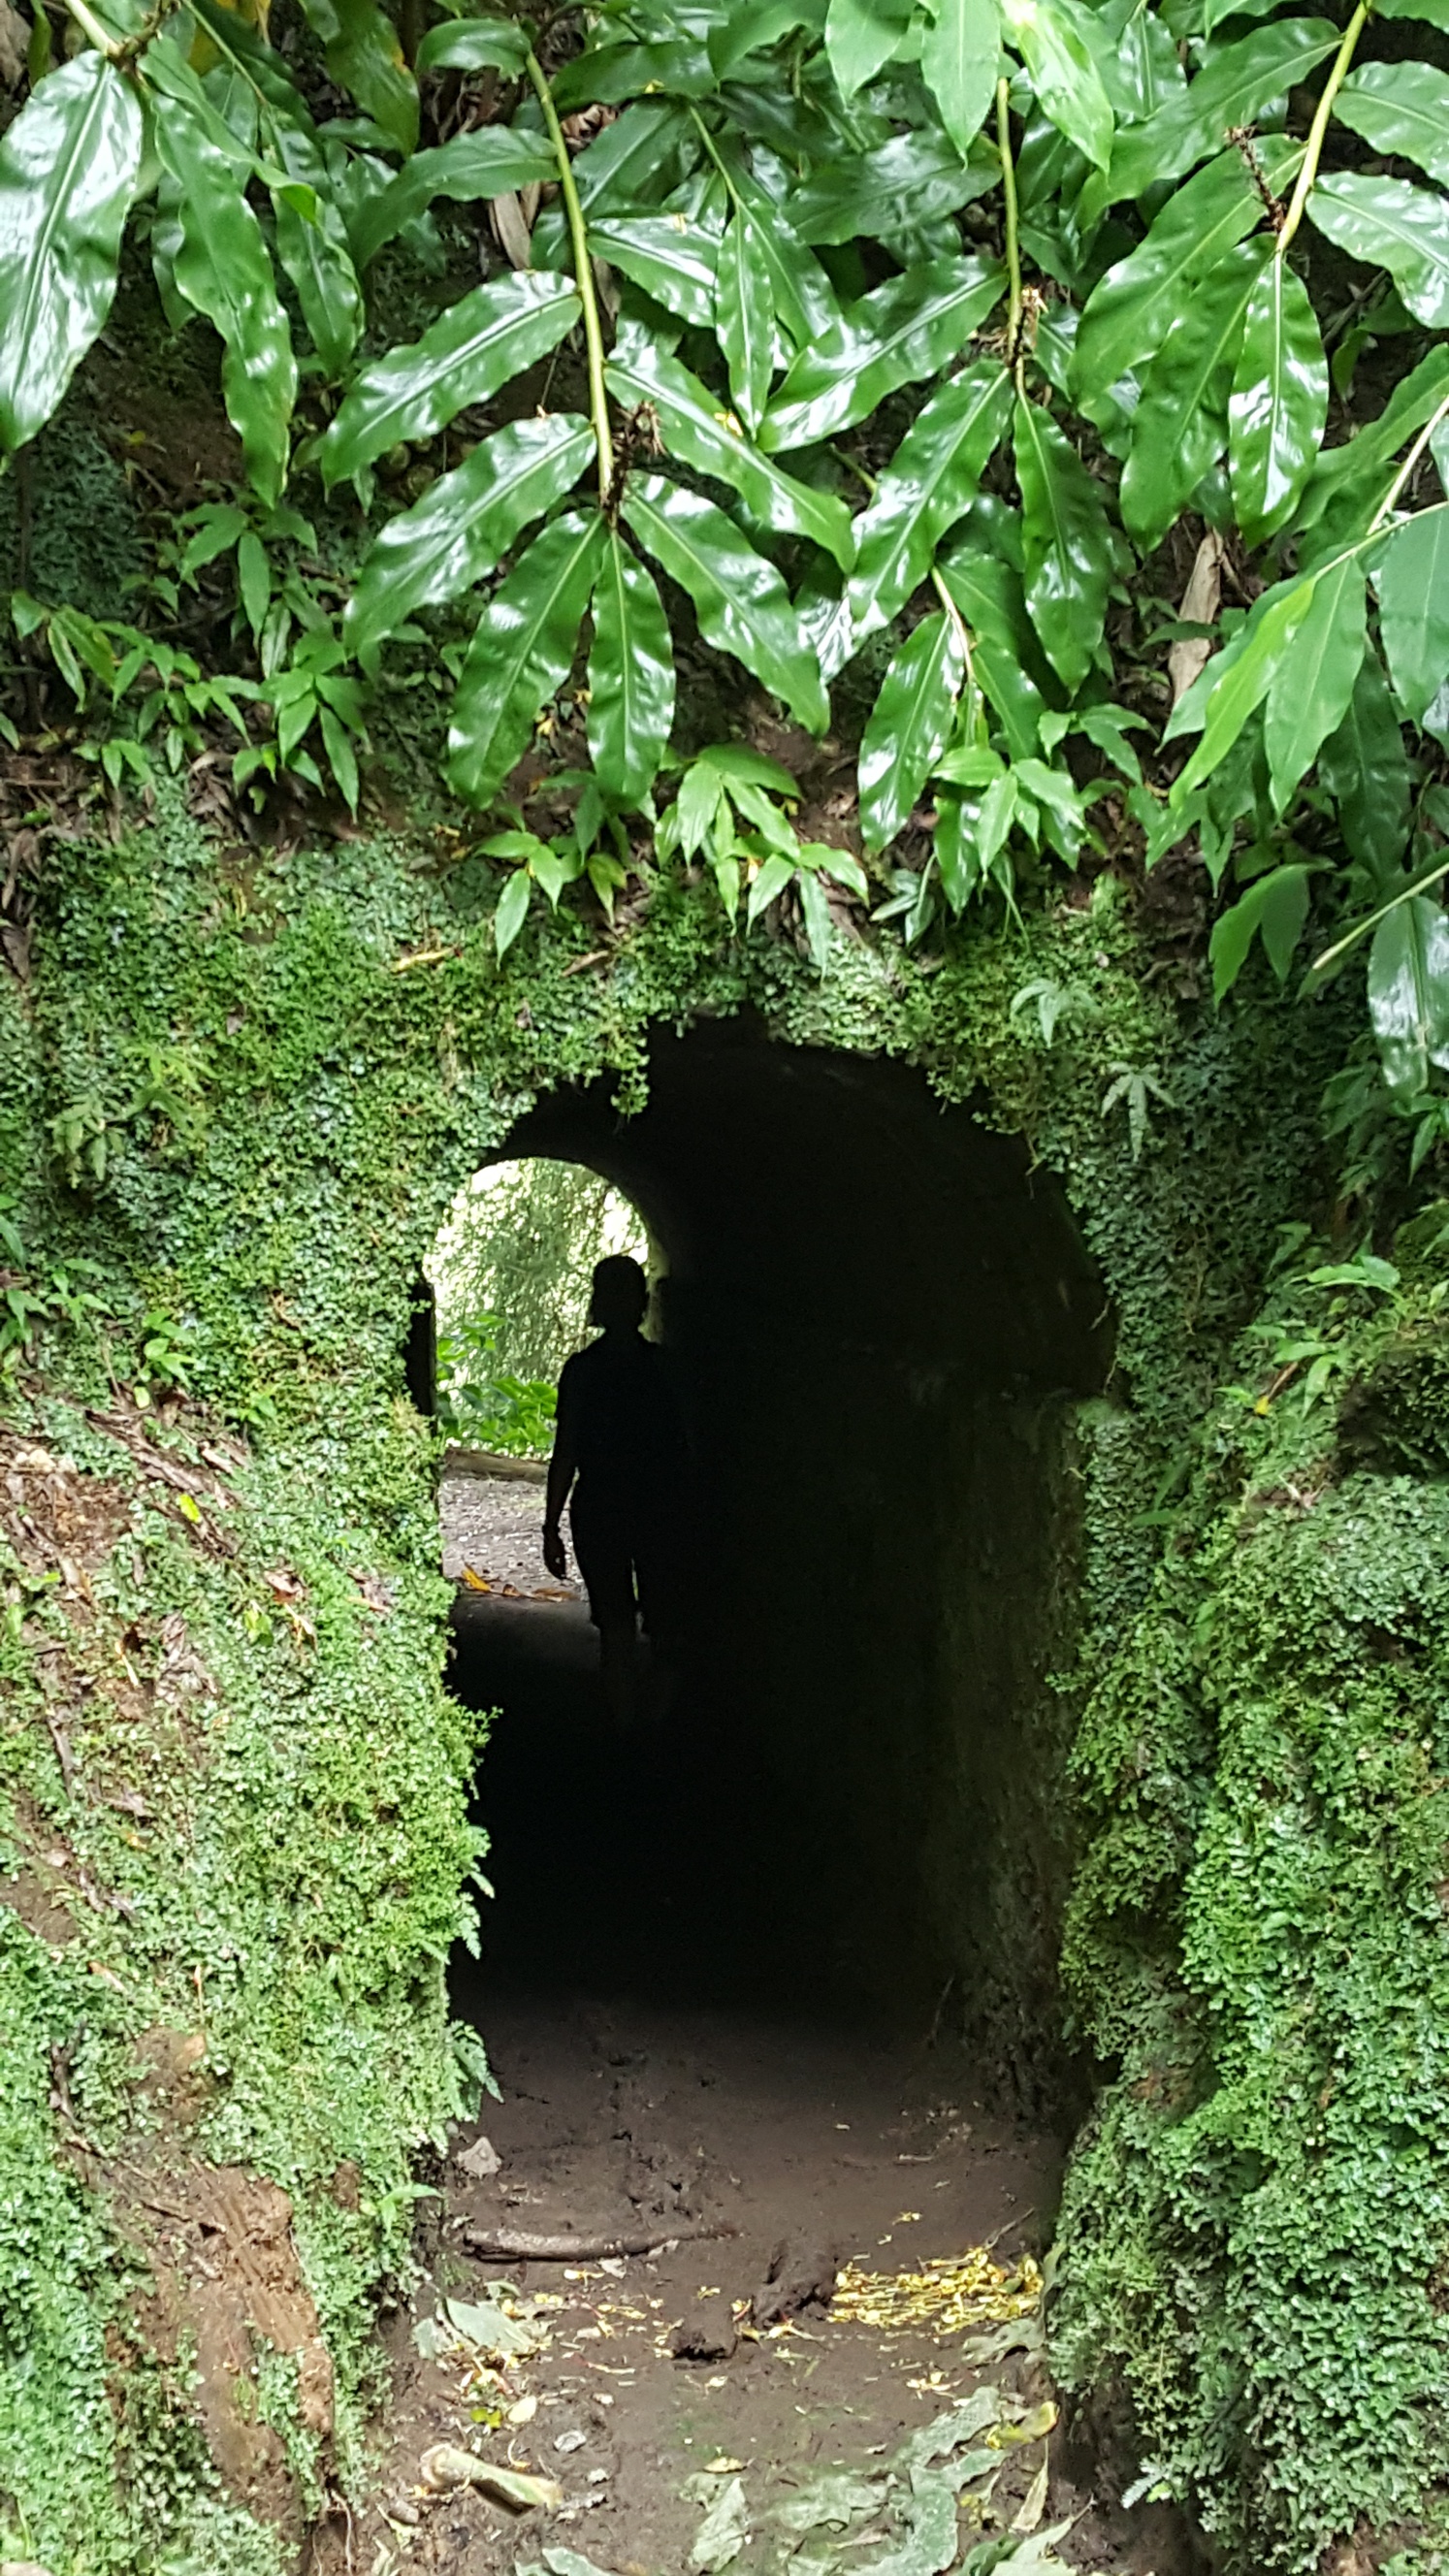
938;531;1051;757
321;274;580;486
158;98;297;506
1368;895;1449;1097
268;117;364;377
1319;654;1410;872
725;164;841;348
1014;396;1112;692
1000;0;1112;170
1375;506;1449;723
1168;572;1315;800
1229;247;1327;545
716;209;776;431
1337;62;1449;191
761;257;1004;451
415;16;529;73
1298;346;1449;539
1073;138;1302;398
0;55;143;455
447;510;608;808
298;0;418;152
571;100;696;212
346;414;593;660
1119;243;1257;547
826;0;914;97
1209;862;1312;1001
1106;18;1337;200
786;134;995;246
551;38;717;108
349;131;559;269
1263;554;1367;812
587;532;676;804
858;611;966;850
605;332;853;568
849;358;1013;641
589;215;720;329
921;0;1002;159
1309;174;1449;332
621;473;828;731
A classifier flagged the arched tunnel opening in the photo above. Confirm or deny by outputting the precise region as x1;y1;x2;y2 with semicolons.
438;1015;1112;2116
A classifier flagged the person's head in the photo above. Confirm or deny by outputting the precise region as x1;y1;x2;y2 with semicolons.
590;1254;649;1334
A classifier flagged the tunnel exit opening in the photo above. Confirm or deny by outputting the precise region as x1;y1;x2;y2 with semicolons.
438;1017;1111;2116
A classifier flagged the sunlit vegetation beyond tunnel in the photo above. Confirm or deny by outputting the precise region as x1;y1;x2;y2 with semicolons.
430;1021;1111;2111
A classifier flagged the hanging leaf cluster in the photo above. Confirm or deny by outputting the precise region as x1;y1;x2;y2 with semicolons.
3;0;1449;1090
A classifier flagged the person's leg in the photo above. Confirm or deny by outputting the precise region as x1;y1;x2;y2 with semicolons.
569;1486;640;1731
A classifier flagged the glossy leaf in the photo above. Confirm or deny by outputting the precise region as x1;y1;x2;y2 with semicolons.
1014;396;1111;692
0;55;143;455
725;165;840;349
1368;895;1449;1097
349;131;559;269
300;0;418;153
605;333;854;568
589;215;720;329
761;257;1004;451
415;16;529;73
1298;347;1449;539
571;101;695;213
447;510;607;808
1309;174;1449;332
1169;574;1315;800
1336;62;1449;191
717;211;776;432
859;612;967;850
346;414;593;660
1107;19;1337;201
1319;655;1410;872
321;274;580;486
938;538;1050;757
849;359;1013;641
269;120;364;377
1229;248;1328;545
621;473;828;732
921;0;1002;159
1000;0;1112;171
1263;555;1367;812
826;0;913;96
787;134;995;247
158;99;297;506
1119;243;1258;547
1074;138;1302;398
552;39;716;108
1375;505;1449;724
587;533;676;805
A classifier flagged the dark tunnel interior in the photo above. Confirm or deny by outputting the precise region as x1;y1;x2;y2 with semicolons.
443;1018;1112;2107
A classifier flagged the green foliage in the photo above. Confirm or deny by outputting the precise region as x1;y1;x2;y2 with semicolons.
435;1316;556;1456
7;0;1449;1115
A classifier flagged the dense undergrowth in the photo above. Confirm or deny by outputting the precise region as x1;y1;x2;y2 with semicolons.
4;769;1448;2573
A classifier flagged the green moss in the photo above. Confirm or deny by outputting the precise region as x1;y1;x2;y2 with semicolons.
2;787;1440;2573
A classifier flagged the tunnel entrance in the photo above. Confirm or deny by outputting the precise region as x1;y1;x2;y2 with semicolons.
442;1017;1111;2109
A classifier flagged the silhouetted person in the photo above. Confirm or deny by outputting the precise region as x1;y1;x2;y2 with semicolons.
543;1255;689;1729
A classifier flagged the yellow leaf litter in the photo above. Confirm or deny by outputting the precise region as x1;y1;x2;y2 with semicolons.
832;2245;1042;2340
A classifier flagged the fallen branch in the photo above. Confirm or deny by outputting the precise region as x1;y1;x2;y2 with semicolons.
464;2220;738;2262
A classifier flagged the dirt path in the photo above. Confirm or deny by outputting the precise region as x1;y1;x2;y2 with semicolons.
328;1998;1172;2576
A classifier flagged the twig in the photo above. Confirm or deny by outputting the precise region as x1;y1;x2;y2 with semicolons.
465;2219;738;2260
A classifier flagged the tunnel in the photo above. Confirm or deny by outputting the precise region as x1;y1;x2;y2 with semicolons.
444;1016;1111;2114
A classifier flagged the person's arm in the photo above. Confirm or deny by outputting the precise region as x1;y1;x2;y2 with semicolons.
543;1363;580;1579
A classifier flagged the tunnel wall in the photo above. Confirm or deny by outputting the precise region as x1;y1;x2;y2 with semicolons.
5;791;1444;2573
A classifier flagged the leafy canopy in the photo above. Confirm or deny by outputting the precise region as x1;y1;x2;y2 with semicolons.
5;0;1449;1099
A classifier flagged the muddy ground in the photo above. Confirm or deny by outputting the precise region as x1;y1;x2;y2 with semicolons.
320;1999;1177;2576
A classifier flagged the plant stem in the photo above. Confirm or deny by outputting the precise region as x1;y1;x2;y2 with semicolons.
997;77;1022;368
688;104;746;215
527;48;614;507
1275;0;1369;260
930;564;975;687
65;0;122;58
1371;387;1449;530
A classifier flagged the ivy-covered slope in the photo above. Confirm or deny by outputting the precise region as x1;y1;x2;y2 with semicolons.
1;792;1447;2574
